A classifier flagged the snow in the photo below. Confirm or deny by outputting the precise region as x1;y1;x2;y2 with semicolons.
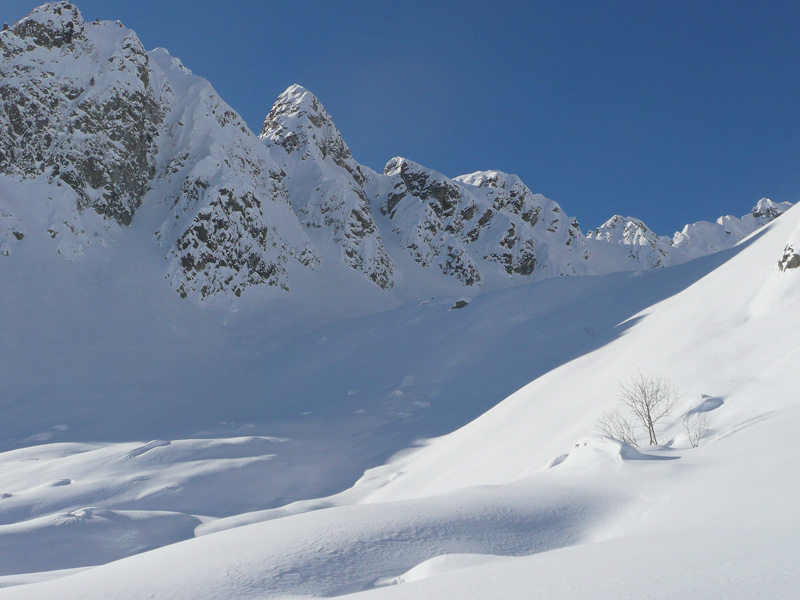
1;3;799;598
1;202;798;598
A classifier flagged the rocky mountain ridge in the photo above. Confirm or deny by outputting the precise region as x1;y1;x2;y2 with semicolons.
0;2;793;302
586;197;793;271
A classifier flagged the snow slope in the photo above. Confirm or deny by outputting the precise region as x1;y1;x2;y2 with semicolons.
2;3;799;598
1;198;798;599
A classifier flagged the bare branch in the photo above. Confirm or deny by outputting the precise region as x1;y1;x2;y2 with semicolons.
599;371;682;447
597;409;639;447
683;410;709;448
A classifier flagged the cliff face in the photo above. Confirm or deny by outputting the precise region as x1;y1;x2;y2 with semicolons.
0;2;162;226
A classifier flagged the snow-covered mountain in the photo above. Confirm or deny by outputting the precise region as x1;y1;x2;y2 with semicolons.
2;2;791;305
2;3;800;599
259;84;395;290
586;197;792;271
0;2;319;300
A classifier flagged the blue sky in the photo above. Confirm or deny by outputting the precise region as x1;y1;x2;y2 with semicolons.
5;1;800;233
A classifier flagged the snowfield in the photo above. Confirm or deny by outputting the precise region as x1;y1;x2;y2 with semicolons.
1;3;800;598
2;204;799;598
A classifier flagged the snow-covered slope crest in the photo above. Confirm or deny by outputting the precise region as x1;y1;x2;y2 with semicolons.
673;197;792;257
260;84;394;289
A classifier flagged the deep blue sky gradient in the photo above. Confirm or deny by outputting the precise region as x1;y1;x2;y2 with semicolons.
5;1;800;233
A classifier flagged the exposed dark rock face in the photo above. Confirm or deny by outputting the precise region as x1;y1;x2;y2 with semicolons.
384;157;482;285
0;2;163;226
383;160;589;285
752;200;785;222
262;85;365;187
149;58;319;301
0;208;26;255
778;244;800;272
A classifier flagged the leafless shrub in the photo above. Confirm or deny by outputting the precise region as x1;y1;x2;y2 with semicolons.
597;409;638;447
597;371;681;447
683;410;709;448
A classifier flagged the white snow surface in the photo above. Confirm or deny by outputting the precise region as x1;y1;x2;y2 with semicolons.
1;200;799;598
1;3;800;599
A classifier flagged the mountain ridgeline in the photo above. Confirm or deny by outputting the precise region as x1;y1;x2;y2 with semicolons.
0;3;794;300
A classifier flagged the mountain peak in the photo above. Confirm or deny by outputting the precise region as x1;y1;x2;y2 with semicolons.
280;83;318;107
456;170;521;190
383;156;425;177
260;84;363;185
25;1;83;24
260;84;331;140
751;197;788;221
12;2;85;47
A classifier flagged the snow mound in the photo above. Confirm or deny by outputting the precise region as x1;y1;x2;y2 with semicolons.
376;553;506;586
548;435;676;469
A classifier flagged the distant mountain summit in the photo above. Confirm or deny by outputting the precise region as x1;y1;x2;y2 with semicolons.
0;2;792;302
586;198;792;271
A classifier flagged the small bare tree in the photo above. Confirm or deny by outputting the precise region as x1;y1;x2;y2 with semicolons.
597;371;680;447
596;409;638;447
683;410;709;448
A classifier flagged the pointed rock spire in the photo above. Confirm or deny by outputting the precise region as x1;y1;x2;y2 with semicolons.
260;84;365;185
12;2;85;48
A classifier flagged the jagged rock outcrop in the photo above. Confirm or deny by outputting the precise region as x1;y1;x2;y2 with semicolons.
382;159;589;285
0;2;162;226
0;207;25;255
456;170;590;278
260;84;395;289
0;4;318;299
777;212;800;272
778;244;800;271
149;55;318;299
586;215;672;269
382;157;481;285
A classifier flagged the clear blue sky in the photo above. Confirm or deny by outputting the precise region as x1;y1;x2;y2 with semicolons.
5;1;800;233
